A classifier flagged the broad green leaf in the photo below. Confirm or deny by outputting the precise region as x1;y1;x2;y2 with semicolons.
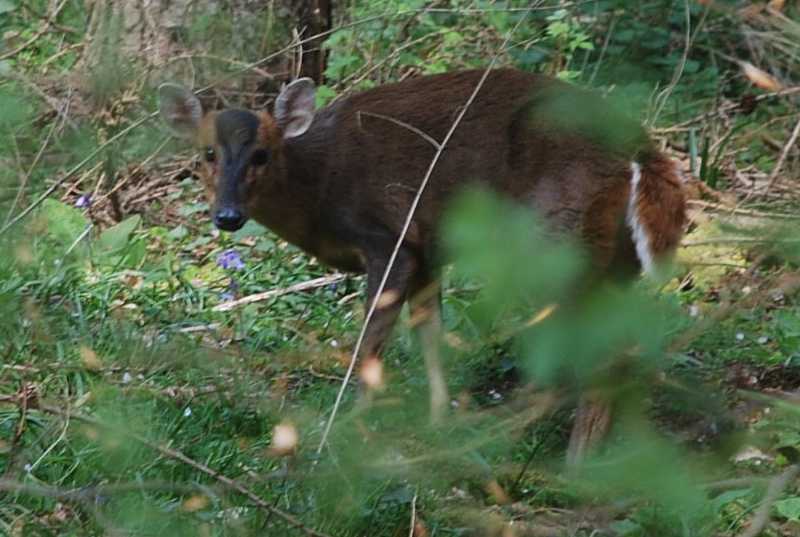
776;497;800;522
39;199;89;245
167;225;188;240
232;219;266;241
711;489;751;513
315;85;337;107
97;215;141;253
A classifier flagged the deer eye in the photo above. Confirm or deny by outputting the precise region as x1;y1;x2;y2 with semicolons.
251;149;269;166
204;147;216;163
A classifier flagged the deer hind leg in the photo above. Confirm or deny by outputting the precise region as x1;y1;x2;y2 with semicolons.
566;393;613;469
565;179;635;468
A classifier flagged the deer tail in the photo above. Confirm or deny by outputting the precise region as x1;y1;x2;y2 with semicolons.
626;153;687;275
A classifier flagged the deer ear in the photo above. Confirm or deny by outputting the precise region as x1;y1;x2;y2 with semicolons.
158;83;203;139
275;78;316;139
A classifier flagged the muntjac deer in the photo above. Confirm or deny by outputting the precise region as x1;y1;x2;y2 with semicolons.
158;68;686;464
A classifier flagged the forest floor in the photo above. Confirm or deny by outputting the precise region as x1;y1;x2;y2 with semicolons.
3;2;800;537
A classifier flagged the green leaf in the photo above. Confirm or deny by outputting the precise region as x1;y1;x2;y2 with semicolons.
776;497;800;521
443;31;463;46
232;220;267;241
609;519;642;537
178;202;208;217
711;489;751;513
615;29;636;43
0;1;15;14
315;85;337;108
97;215;141;253
167;225;188;240
39;199;90;244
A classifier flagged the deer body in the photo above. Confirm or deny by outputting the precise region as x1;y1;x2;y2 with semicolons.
159;68;686;459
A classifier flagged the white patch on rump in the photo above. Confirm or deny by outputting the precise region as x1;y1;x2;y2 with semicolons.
626;161;655;274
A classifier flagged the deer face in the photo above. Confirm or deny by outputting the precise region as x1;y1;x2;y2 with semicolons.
157;79;317;232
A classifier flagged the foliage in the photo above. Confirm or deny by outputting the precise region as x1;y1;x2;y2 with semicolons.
1;0;800;536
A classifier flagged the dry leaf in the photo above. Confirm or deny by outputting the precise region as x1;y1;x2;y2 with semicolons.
733;445;773;463
768;0;785;12
14;244;33;265
738;4;764;19
741;61;783;91
525;303;558;327
360;356;384;390
270;422;299;456
485;479;511;505
182;495;209;512
413;519;429;537
82;425;100;441
375;289;400;309
79;346;103;371
443;332;469;351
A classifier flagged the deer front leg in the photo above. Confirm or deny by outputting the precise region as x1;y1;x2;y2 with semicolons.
361;248;417;371
409;267;449;424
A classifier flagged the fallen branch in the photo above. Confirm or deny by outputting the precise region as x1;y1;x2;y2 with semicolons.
761;114;800;198
687;200;800;220
212;274;346;312
32;404;331;537
738;464;800;537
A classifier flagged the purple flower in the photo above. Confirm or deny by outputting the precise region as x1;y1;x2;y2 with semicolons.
216;249;245;271
220;279;239;301
75;194;91;209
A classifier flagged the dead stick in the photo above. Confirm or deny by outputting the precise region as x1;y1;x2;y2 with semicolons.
738;464;800;537
760;114;800;198
212;274;346;312
35;405;330;537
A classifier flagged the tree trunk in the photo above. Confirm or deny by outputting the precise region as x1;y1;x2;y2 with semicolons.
293;0;332;84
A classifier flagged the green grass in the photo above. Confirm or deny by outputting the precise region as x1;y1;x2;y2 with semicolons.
3;182;799;536
3;1;800;535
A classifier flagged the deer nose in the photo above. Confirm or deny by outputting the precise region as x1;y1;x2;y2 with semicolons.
213;208;246;231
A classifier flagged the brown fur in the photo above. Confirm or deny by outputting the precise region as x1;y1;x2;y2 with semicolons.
179;68;687;459
636;154;686;260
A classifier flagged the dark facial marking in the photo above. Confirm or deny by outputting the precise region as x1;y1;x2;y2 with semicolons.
212;110;262;233
251;148;270;166
215;109;260;150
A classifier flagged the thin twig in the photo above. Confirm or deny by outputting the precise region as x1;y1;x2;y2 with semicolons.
356;111;441;150
738;464;800;537
681;237;800;247
213;274;346;312
0;10;470;236
653;85;800;134
687;200;800;220
0;478;217;500
408;489;418;537
3;105;62;226
315;4;536;457
33;404;330;537
760;114;800;198
588;15;617;86
0;0;70;61
649;0;693;126
93;136;172;205
0;113;157;236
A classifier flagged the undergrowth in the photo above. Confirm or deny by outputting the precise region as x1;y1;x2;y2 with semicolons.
1;1;800;536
